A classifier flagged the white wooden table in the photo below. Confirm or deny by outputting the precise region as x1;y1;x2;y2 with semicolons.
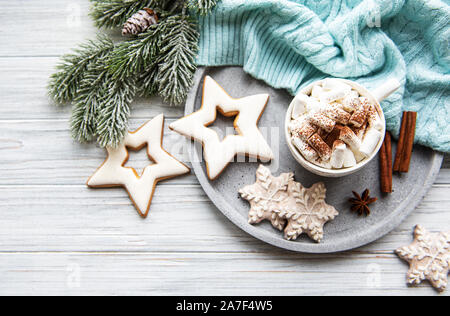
0;0;448;296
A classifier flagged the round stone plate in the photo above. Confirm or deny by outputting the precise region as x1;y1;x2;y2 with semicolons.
184;66;443;253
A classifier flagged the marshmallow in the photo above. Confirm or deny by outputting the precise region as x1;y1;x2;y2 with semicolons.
352;148;366;163
296;123;317;141
315;159;332;170
349;98;369;128
318;79;352;104
289;117;303;134
308;133;332;161
343;147;357;168
341;92;360;113
330;140;346;169
323;103;351;125
311;85;325;99
322;79;352;94
290;117;318;141
320;89;348;104
291;93;309;119
348;90;360;99
359;97;372;106
309;112;336;133
360;128;382;157
339;126;362;150
292;137;319;162
368;108;384;131
310;99;327;113
353;123;368;140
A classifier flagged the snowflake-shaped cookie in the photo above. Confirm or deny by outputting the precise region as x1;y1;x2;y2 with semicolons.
396;225;450;292
276;182;339;243
239;165;293;230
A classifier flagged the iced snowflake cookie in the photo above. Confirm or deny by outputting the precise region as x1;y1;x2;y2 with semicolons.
239;165;294;230
276;182;339;242
240;165;339;243
396;225;450;292
87;114;190;218
169;76;274;180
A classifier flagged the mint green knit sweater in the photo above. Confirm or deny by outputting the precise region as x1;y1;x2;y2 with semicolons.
196;0;450;153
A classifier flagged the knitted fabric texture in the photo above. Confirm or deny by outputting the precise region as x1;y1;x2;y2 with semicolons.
196;0;450;153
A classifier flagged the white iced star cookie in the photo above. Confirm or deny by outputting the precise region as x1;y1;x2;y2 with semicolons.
396;225;450;292
87;114;190;218
169;76;274;180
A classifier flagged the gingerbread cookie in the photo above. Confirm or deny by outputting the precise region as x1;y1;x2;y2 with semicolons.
169;76;274;180
240;165;339;243
87;114;190;218
396;225;450;292
239;165;294;230
276;182;339;242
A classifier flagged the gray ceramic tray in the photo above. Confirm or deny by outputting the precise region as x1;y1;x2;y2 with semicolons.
185;66;443;253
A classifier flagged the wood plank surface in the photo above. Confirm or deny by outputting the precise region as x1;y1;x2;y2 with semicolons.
0;0;448;296
0;252;440;296
0;184;448;254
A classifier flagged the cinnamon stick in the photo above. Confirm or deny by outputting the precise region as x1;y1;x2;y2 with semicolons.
380;132;393;193
393;112;417;173
386;132;393;178
399;112;417;173
393;112;408;172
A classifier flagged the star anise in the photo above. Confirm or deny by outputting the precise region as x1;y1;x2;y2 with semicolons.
349;189;378;216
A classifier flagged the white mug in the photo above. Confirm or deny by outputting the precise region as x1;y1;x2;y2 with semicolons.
285;78;401;177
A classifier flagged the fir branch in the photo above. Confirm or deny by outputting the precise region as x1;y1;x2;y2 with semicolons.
48;35;114;104
90;0;149;29
51;0;220;147
188;0;220;15
90;0;173;29
139;62;160;97
156;13;199;105
69;47;139;147
96;76;137;148
108;24;161;80
70;60;112;143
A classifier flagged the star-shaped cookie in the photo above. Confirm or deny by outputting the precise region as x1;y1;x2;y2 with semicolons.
169;76;274;180
239;165;294;230
87;114;190;218
276;182;339;243
396;225;450;292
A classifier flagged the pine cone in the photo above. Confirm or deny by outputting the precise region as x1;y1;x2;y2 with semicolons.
122;8;158;36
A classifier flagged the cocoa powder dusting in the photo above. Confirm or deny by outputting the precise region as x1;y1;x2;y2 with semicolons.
309;133;332;160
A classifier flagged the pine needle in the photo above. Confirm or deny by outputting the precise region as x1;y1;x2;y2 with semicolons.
91;0;149;29
108;24;161;80
48;35;114;105
188;0;220;15
90;0;173;29
156;13;199;105
139;62;160;97
96;77;137;148
71;59;112;143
